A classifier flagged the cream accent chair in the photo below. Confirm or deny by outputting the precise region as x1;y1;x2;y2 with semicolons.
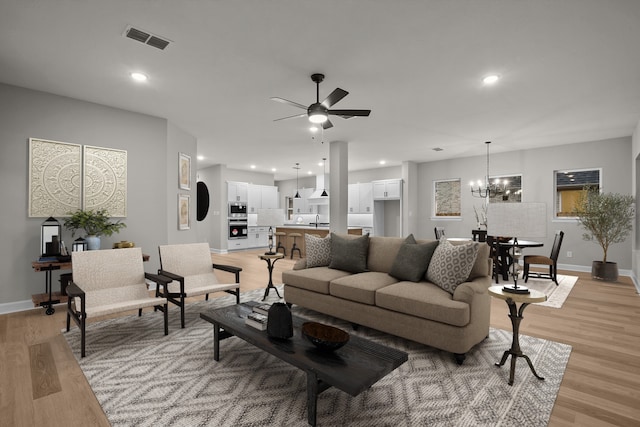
66;247;170;358
158;243;242;328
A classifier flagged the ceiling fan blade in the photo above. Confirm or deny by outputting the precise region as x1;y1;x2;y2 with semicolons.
322;88;349;107
322;119;334;130
270;97;308;110
328;109;371;118
273;113;307;122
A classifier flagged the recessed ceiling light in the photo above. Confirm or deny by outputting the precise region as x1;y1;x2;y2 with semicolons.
307;170;313;175
271;168;276;172
379;160;386;165
197;155;204;160
482;74;500;85
310;126;319;132
130;72;148;82
250;164;256;169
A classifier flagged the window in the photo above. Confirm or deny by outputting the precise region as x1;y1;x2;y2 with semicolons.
434;179;461;217
554;168;601;218
488;174;522;203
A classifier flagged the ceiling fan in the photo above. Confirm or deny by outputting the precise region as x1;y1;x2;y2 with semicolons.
271;73;371;130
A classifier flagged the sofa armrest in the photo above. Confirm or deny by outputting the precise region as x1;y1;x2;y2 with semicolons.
452;276;491;305
293;258;307;270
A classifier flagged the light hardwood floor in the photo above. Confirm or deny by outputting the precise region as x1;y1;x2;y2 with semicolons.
1;249;639;426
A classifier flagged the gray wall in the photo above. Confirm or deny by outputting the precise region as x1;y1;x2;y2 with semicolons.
0;83;179;309
417;137;633;269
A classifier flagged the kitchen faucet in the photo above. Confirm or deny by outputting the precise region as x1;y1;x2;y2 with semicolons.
315;214;320;228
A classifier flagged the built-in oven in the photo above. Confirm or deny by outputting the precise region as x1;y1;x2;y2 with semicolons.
228;202;247;218
228;219;248;239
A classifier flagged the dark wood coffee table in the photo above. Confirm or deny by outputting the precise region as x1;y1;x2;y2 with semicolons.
200;304;408;426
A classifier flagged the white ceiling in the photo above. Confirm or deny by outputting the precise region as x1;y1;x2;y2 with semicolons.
1;0;640;180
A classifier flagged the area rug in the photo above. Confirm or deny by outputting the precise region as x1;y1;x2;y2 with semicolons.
495;274;578;308
63;286;572;427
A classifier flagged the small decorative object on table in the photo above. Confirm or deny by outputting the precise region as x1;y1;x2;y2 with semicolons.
245;312;268;330
302;322;350;352
267;302;293;339
252;303;272;316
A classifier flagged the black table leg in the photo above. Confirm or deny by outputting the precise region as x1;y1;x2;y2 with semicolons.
306;371;331;426
495;299;545;385
42;265;61;315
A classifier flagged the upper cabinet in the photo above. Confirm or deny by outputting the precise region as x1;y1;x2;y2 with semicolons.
372;179;402;200
292;188;317;214
348;182;373;213
228;181;248;202
248;184;279;212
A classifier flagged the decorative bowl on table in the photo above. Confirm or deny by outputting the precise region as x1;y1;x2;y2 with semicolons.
302;322;350;351
113;241;135;249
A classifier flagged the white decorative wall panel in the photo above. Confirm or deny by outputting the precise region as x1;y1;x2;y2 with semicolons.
28;138;82;217
83;146;127;217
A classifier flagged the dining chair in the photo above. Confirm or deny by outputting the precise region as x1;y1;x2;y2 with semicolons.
523;231;564;285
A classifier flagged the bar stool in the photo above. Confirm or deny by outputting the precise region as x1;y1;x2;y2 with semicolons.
289;232;302;259
275;232;287;256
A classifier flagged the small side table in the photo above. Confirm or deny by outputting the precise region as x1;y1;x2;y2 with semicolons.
259;253;285;301
488;286;547;385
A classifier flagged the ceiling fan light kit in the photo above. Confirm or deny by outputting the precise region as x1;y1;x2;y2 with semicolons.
272;73;371;130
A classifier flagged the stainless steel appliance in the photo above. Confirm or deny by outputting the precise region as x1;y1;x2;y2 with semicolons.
228;219;248;239
228;202;247;218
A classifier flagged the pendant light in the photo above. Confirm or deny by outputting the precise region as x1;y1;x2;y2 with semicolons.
321;158;328;197
294;163;301;199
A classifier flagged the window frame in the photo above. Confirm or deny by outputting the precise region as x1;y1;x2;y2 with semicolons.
553;167;602;220
432;178;462;220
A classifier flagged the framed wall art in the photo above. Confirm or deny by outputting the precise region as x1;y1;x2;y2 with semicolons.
178;194;190;230
28;138;82;217
83;145;127;217
179;153;191;190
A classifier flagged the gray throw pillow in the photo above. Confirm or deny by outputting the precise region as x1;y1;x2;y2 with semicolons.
389;238;439;282
328;233;369;273
426;238;480;294
305;233;331;268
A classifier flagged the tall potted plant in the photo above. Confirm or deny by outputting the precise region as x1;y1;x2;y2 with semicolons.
574;187;634;281
64;209;126;250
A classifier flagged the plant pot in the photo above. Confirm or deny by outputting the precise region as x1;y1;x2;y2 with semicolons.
591;261;618;281
85;235;101;250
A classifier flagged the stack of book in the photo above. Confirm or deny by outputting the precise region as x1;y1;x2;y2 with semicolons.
245;312;268;330
252;303;272;316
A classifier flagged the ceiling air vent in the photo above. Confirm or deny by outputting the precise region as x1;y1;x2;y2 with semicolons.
123;25;171;50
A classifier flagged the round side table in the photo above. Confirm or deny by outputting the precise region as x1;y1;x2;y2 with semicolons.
488;286;547;385
259;253;285;301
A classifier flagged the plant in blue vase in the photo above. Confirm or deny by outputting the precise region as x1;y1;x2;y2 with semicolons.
64;209;126;250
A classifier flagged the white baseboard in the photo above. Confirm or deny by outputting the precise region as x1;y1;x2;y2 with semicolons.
0;299;38;315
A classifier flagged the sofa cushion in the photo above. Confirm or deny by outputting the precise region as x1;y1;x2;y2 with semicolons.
463;240;490;280
305;233;331;268
330;272;399;305
389;239;439;282
329;233;369;273
376;281;470;327
282;267;352;295
367;236;407;273
426;238;480;294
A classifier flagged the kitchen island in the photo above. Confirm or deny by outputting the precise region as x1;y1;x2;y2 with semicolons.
275;225;363;258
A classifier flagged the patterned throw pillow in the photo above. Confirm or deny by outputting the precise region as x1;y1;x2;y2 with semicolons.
305;234;331;268
426;238;480;294
328;233;369;273
389;236;439;282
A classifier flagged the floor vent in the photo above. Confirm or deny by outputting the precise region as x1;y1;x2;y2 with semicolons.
123;25;171;50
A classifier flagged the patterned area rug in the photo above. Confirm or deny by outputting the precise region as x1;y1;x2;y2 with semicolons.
495;274;578;308
63;286;571;427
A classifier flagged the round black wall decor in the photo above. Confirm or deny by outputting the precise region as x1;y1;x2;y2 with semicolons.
196;181;210;221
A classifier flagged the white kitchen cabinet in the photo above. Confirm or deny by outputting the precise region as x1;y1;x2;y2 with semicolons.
228;181;248;202
248;184;279;213
292;188;317;214
372;179;401;200
248;226;269;248
227;239;247;251
348;182;373;213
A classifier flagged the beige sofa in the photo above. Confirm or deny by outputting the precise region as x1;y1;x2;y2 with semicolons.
282;235;492;364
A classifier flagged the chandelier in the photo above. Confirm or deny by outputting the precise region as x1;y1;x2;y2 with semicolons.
470;141;506;199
